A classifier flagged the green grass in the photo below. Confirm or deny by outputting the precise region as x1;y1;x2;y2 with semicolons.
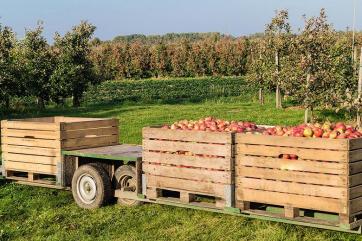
1;95;361;241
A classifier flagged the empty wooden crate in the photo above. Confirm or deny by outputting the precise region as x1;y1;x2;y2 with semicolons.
142;127;234;208
1;116;119;186
235;133;362;229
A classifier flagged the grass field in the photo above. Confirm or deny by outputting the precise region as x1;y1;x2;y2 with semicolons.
1;95;361;241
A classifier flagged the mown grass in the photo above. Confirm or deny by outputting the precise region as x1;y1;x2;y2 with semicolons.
1;95;361;241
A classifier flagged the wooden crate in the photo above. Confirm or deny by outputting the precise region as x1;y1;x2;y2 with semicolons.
142;127;234;208
1;116;119;186
235;133;362;229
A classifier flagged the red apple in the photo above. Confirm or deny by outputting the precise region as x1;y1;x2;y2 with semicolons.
313;128;323;138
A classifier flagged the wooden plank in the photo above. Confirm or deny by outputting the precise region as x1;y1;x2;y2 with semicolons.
143;139;231;157
350;185;362;199
350;161;362;174
236;166;346;186
349;173;362;187
3;137;59;149
62;119;118;131
236;133;348;150
349;149;362;162
143;151;232;170
62;135;119;150
1;129;59;140
237;144;348;162
143;127;232;144
2;153;59;165
1;121;58;131
2;145;60;157
238;189;347;214
236;155;346;175
4;161;57;174
238;177;346;199
55;116;105;122
61;126;118;139
147;175;226;197
349;138;362;150
350;196;362;214
143;163;231;184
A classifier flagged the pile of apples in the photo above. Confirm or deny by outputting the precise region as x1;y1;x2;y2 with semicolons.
263;122;362;139
162;116;262;134
162;117;362;139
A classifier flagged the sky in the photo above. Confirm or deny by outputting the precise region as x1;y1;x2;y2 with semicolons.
0;0;360;42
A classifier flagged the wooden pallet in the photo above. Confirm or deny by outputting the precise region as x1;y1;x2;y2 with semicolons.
142;127;234;208
146;186;229;208
1;116;119;186
5;169;57;186
235;133;362;229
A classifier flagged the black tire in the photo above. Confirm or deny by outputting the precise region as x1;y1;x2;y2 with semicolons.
114;165;142;206
72;163;112;209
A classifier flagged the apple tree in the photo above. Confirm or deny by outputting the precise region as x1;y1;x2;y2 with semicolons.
50;21;96;106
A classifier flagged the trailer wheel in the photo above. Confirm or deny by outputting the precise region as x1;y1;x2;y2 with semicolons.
72;163;112;209
114;165;141;206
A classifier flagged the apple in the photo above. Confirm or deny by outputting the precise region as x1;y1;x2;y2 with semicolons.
282;154;290;159
329;131;338;139
289;154;298;160
303;127;313;137
313;128;323;138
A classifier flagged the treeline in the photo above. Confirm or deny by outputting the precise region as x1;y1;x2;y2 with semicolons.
90;34;248;80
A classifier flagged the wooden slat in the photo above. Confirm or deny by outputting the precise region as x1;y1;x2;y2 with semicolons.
349;149;362;162
238;189;346;214
236;133;349;150
143;139;231;157
349;161;362;174
4;161;57;174
236;155;346;175
1;129;59;140
143;163;231;184
147;175;226;197
350;173;362;187
350;185;362;199
1;120;58;131
143;127;232;144
3;137;59;149
237;144;348;162
62;135;119;150
2;153;59;165
61;126;118;139
238;177;346;199
143;151;231;170
349;138;362;150
236;166;346;186
2;145;60;157
62;119;118;131
350;196;362;214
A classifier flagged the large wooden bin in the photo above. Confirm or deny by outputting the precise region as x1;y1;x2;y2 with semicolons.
1;116;119;186
142;127;234;208
235;133;362;229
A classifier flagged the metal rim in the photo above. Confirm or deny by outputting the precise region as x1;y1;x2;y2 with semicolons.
77;174;97;204
119;174;137;204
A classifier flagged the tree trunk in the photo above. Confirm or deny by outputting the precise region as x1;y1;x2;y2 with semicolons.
5;96;10;109
259;88;264;105
37;97;45;109
357;47;362;127
304;107;310;124
73;93;81;107
275;51;282;109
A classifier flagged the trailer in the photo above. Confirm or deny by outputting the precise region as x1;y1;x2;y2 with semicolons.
1;116;362;234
